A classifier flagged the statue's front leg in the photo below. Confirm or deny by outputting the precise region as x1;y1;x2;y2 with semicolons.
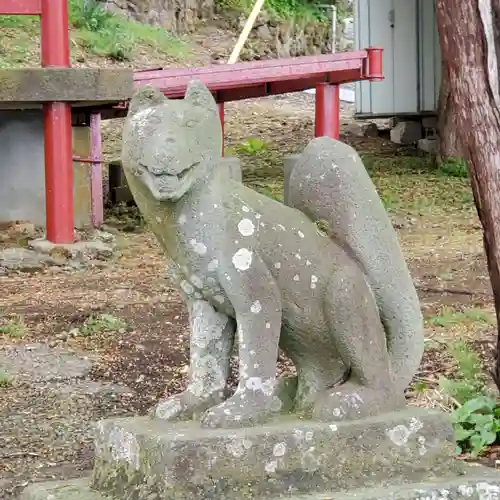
154;298;235;422
201;253;283;429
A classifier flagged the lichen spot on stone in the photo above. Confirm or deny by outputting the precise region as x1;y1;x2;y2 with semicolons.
274;262;281;269
213;294;225;304
108;426;140;470
232;248;253;271
190;239;207;255
250;300;262;314
242;205;250;213
245;377;263;391
306;260;312;266
208;258;219;272
265;460;278;473
297;230;305;238
329;424;338;432
310;275;318;289
295;253;301;260
190;275;203;289
255;213;262;219
477;483;500;500
277;224;286;231
273;442;287;457
386;424;411;446
293;274;300;282
238;218;255;237
180;280;195;295
457;485;474;497
265;322;271;329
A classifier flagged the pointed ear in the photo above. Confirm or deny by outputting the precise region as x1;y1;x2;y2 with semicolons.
129;85;166;115
184;80;217;113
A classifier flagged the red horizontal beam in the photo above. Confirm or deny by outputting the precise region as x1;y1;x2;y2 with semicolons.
0;0;41;15
133;51;369;99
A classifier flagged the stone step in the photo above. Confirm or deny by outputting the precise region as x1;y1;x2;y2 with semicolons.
279;465;500;500
19;465;500;500
89;408;461;499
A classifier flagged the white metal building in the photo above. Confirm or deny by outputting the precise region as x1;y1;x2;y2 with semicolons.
354;0;441;118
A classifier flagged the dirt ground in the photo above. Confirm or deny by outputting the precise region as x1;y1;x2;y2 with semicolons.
0;93;495;498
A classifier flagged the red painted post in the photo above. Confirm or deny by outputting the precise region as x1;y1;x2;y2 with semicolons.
314;83;340;139
90;112;104;228
365;47;384;81
217;103;225;156
40;0;74;243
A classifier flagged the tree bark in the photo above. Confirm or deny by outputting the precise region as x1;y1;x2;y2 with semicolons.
436;0;500;387
436;63;462;162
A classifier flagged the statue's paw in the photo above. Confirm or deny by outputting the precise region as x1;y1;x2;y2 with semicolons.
200;392;282;429
312;382;405;422
153;387;226;422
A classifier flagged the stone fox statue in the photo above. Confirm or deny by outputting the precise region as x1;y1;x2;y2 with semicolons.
121;80;424;429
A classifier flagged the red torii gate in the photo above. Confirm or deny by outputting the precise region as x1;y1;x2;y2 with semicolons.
1;0;74;244
1;0;383;246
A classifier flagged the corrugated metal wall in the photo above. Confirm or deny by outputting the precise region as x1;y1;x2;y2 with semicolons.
355;0;441;117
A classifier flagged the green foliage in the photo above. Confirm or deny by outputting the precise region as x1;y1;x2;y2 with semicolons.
215;0;337;22
439;341;486;405
439;341;500;457
238;137;268;154
69;0;185;61
79;313;127;337
0;371;13;388
0;316;28;339
437;157;469;179
452;396;500;457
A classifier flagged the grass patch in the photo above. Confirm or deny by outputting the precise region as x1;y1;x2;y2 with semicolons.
0;316;28;339
70;0;186;61
78;313;127;337
0;0;186;67
362;153;474;215
0;370;13;387
428;307;495;329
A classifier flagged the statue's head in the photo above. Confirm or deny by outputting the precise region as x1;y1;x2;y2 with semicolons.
122;80;222;201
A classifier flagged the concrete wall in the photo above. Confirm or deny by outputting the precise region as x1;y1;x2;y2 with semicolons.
0;109;92;228
0;110;47;226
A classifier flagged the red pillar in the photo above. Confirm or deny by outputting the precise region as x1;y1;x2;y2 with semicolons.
41;0;74;243
217;102;225;157
314;83;340;139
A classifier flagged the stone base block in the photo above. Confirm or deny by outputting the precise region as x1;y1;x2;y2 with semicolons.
20;466;500;500
88;409;460;499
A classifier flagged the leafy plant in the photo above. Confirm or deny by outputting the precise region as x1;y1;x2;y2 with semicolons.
452;396;500;457
238;137;268;154
439;341;500;457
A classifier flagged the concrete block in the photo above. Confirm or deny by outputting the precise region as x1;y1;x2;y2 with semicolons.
0;68;133;104
361;122;379;137
418;137;438;155
390;121;423;144
221;156;242;183
90;409;460;499
283;154;300;206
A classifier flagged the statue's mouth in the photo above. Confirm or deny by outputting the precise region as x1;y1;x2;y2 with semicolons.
137;162;199;201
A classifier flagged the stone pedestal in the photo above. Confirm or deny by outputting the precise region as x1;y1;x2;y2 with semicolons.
20;408;500;500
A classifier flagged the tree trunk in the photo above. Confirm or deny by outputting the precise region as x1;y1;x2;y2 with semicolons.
436;63;462;162
436;0;500;388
